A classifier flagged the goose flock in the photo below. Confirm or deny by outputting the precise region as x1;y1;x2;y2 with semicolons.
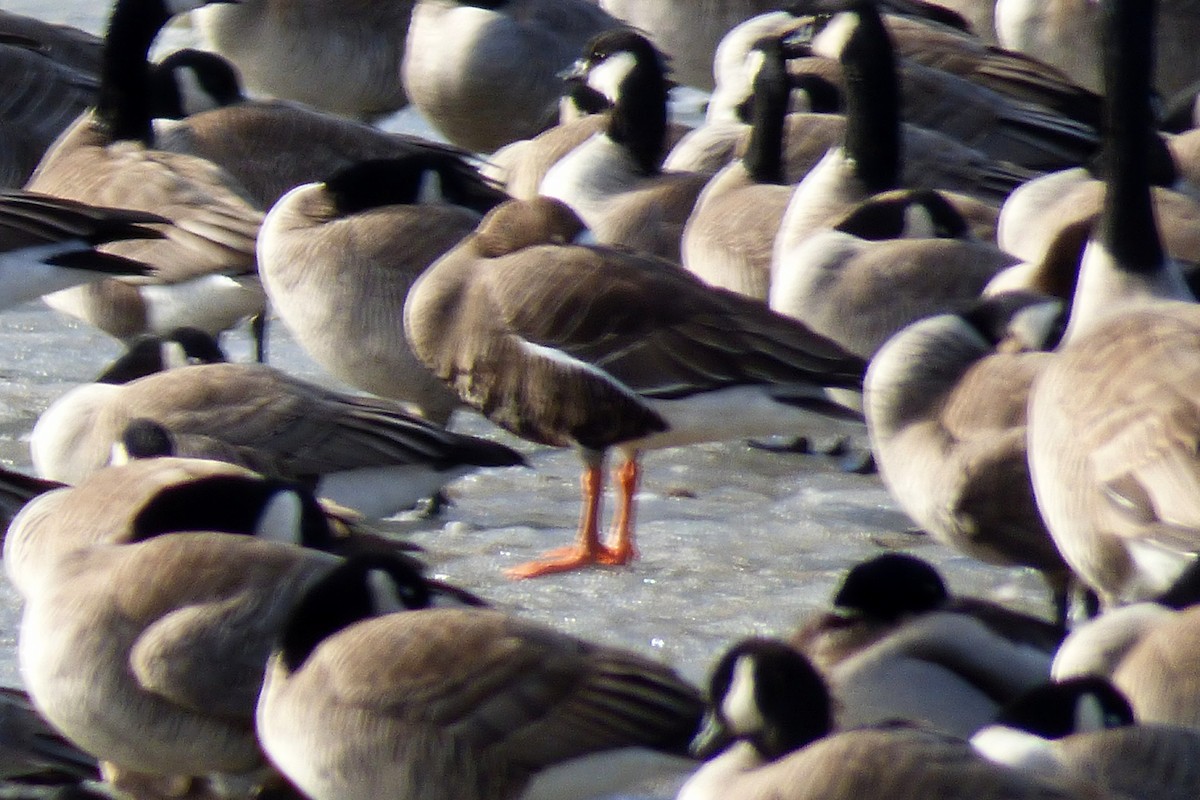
1;0;1200;799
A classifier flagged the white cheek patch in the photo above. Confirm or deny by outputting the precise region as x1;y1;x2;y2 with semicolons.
902;204;935;239
1074;693;1107;733
418;169;445;205
367;568;411;613
162;340;189;370
810;12;859;59
255;490;304;543
721;657;764;735
176;66;221;115
587;51;638;104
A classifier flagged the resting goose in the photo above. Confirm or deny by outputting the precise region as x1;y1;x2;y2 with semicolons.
256;555;702;800
404;197;866;577
29;362;525;518
192;0;414;120
402;0;625;153
973;677;1200;800
679;638;1097;800
865;292;1075;618
258;155;508;425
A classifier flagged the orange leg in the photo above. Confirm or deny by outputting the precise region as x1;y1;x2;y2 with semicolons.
604;453;640;565
506;455;629;579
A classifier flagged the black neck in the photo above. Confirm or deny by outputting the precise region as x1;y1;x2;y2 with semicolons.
607;54;670;176
1098;0;1164;273
839;3;901;192
98;0;171;144
743;41;790;185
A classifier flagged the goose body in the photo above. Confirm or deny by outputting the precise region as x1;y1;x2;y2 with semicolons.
402;0;624;153
540;29;709;262
193;0;414;120
865;293;1073;613
1024;0;1200;608
256;556;702;800
404;197;865;576
680;639;1097;800
258;155;508;424
29;362;524;518
26;0;267;349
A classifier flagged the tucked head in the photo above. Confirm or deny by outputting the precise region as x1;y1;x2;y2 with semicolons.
832;552;949;623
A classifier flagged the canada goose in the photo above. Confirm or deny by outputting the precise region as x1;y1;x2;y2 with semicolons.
404;197;866;577
147;48;486;211
28;362;525;519
402;0;625;154
596;0;782;91
0;190;164;308
973;677;1200;800
0;685;99;783
769;0;1015;287
705;10;1098;172
825;609;1054;738
996;0;1200;98
0;40;97;188
539;29;710;263
256;555;702;800
864;292;1075;617
791;552;1064;674
1050;561;1200;729
16;527;445;799
192;0;414;120
1025;0;1200;608
679;638;1096;800
681;33;795;300
92;326;227;384
0;11;102;75
25;0;267;355
258;155;508;425
770;190;1018;359
4;456;431;600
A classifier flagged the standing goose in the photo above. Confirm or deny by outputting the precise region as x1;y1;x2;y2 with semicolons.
1025;0;1200;608
678;639;1099;800
404;197;866;577
256;555;702;800
258;155;508;425
681;33;796;300
402;0;626;154
0;190;163;308
25;0;267;354
864;292;1075;618
539;29;711;262
192;0;414;120
28;362;525;519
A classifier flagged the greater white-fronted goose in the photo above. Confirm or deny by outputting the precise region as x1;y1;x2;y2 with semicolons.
404;197;866;577
402;0;625;154
258;155;508;425
256;555;702;800
28;362;525;519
